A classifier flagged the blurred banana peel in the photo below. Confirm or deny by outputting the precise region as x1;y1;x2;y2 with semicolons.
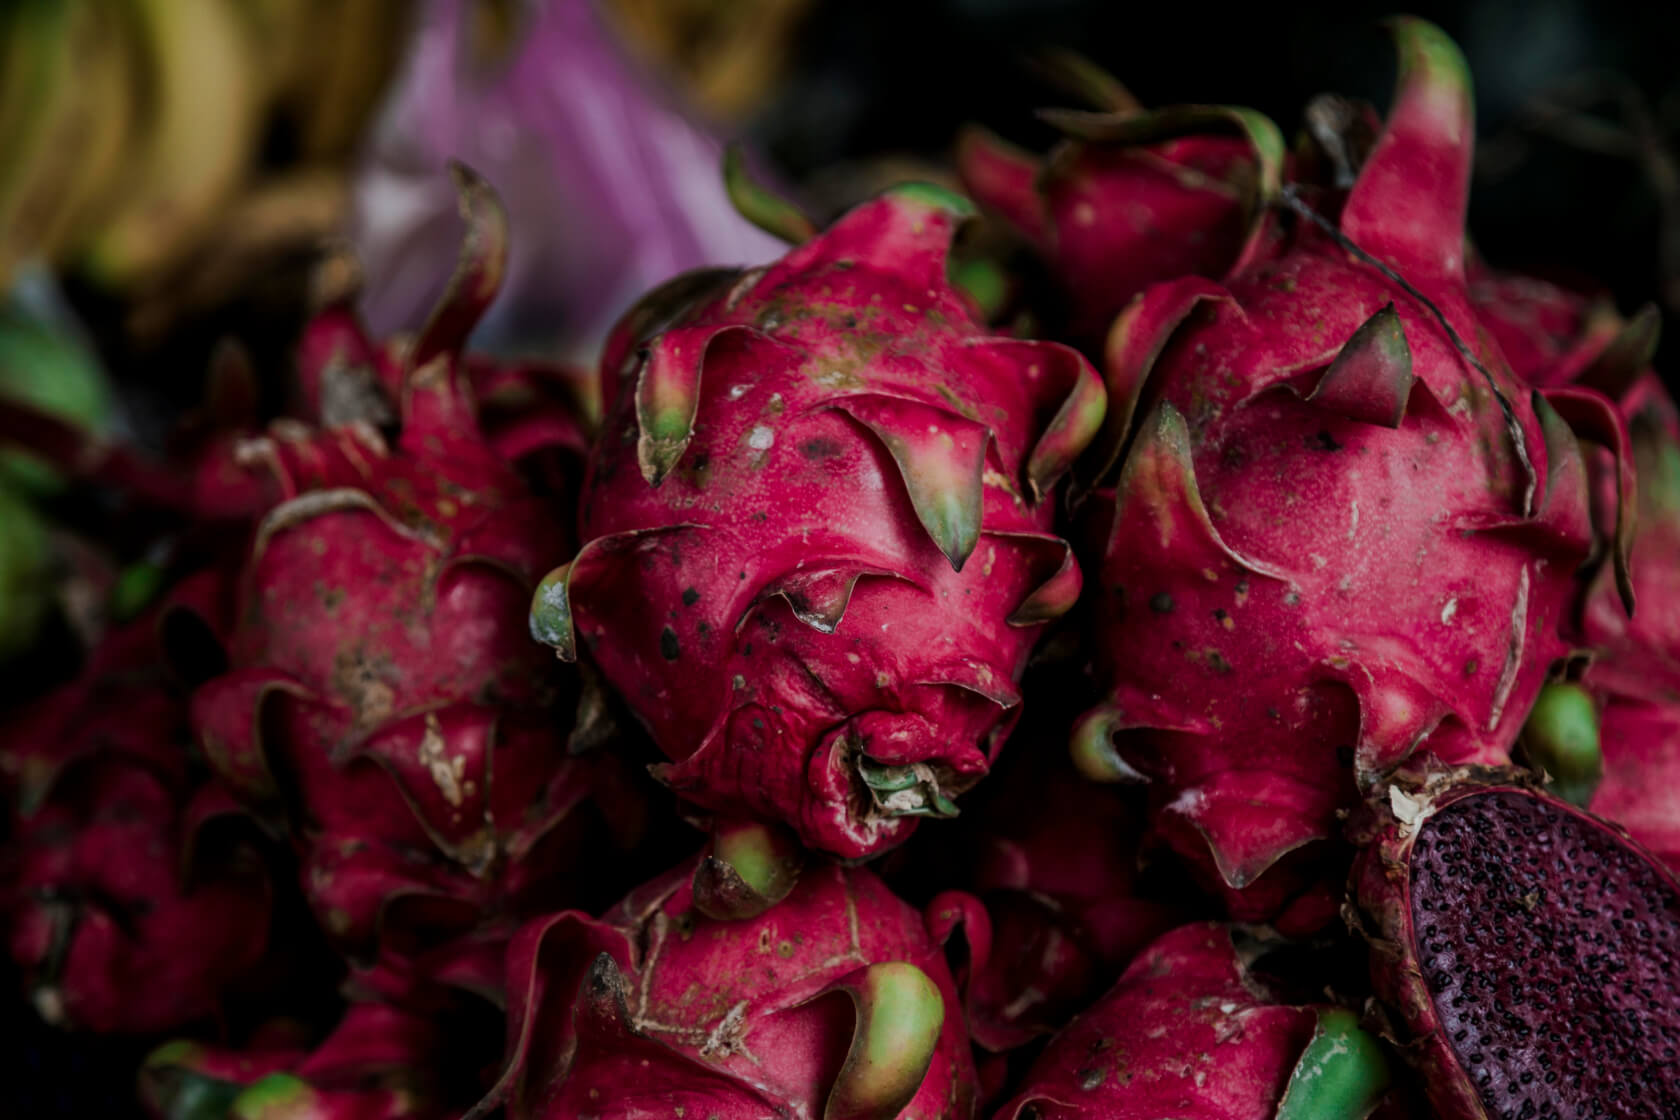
0;0;412;340
600;0;813;121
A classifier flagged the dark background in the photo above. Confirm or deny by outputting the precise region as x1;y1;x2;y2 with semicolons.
755;0;1680;367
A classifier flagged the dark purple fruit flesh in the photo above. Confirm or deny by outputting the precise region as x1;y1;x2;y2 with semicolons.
1410;791;1680;1119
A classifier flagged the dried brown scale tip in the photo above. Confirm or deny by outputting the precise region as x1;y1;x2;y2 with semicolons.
1351;766;1680;1119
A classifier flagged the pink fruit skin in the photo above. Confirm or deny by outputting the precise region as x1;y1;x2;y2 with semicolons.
189;171;636;964
1076;21;1622;920
1;586;271;1035
959;126;1261;347
1471;263;1680;872
480;860;977;1120
547;185;1104;859
993;923;1324;1119
918;745;1184;1051
1577;384;1680;871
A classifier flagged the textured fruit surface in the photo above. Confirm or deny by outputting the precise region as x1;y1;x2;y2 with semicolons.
540;183;1104;858
1353;768;1680;1119
958;107;1279;347
2;586;272;1034
479;857;975;1120
1572;386;1680;872
914;741;1184;1051
1075;19;1626;920
188;168;632;963
995;923;1390;1119
1472;262;1680;870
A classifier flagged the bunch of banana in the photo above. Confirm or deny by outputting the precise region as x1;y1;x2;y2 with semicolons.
600;0;813;121
0;0;409;319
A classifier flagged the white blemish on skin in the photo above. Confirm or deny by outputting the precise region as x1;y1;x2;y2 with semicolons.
418;715;465;807
748;425;775;451
1441;597;1458;624
1390;785;1426;836
728;384;750;400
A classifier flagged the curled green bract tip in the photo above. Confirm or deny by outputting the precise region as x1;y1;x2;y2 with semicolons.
1520;681;1603;806
825;962;945;1120
529;563;577;661
693;819;804;921
1276;1008;1393;1120
723;144;817;244
1070;706;1146;783
229;1074;316;1120
881;181;977;219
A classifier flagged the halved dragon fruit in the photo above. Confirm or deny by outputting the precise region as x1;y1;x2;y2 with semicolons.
472;828;976;1119
1349;763;1680;1118
1071;18;1633;920
532;181;1105;859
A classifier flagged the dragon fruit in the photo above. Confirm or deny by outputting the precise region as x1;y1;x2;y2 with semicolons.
1349;763;1680;1118
958;93;1281;349
1;575;273;1034
531;182;1105;859
1069;18;1633;920
1469;267;1680;869
139;1000;474;1120
913;737;1184;1052
994;922;1394;1120
187;166;653;966
473;827;976;1119
1565;382;1680;870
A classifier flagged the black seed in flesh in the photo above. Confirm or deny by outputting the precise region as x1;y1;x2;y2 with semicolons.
1409;791;1680;1119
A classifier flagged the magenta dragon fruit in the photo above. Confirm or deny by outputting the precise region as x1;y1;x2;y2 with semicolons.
994;922;1394;1120
1469;267;1680;870
471;828;976;1119
530;182;1105;859
1561;381;1680;871
958;91;1280;349
1;575;272;1035
188;167;650;967
139;1000;467;1120
916;739;1184;1053
1349;763;1680;1118
1069;18;1633;920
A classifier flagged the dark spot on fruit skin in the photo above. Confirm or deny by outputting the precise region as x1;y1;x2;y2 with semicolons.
801;437;844;460
682;587;699;607
1205;651;1231;675
1313;430;1343;452
660;627;680;661
1150;593;1175;614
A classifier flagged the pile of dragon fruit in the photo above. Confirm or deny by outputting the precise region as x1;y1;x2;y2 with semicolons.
5;17;1680;1119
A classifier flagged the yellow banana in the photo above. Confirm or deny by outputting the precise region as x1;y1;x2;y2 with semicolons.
79;0;266;285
